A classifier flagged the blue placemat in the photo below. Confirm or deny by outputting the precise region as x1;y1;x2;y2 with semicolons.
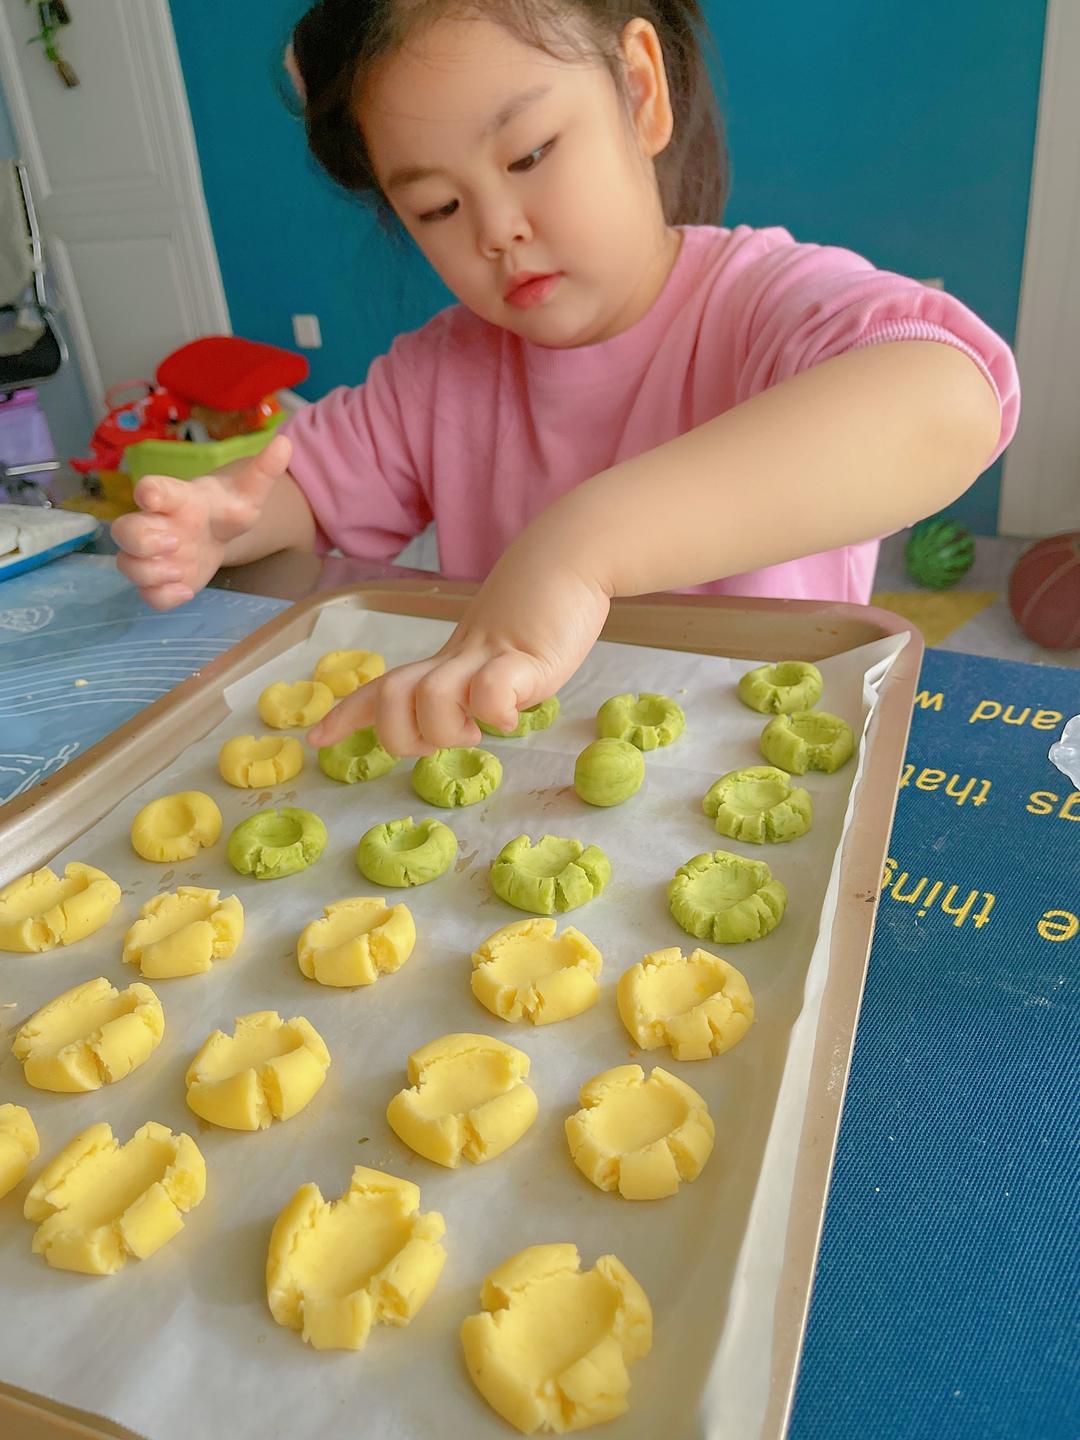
791;648;1079;1440
0;555;286;801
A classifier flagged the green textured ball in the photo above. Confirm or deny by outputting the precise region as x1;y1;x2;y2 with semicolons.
904;519;975;590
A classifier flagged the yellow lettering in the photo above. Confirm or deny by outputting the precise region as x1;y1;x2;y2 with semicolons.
941;886;979;927
916;881;944;917
1027;791;1058;816
969;700;1001;724
915;769;946;791
881;857;897;889
915;690;944;711
1037;910;1079;942
945;775;981;807
972;894;995;929
898;763;914;789
1001;705;1031;726
1059;792;1080;822
892;873;928;904
1032;709;1064;731
972;780;992;807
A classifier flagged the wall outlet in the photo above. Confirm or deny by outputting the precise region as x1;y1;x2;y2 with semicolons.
292;313;322;348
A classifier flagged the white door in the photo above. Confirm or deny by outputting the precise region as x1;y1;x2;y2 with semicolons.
999;0;1080;537
0;0;228;414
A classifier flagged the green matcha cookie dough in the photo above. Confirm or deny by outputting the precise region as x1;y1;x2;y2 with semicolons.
760;710;855;775
477;697;560;738
491;835;611;915
737;661;823;714
703;766;812;844
412;747;503;808
356;816;458;888
317;726;399;784
669;850;787;944
228;807;327;881
574;738;645;807
596;691;685;751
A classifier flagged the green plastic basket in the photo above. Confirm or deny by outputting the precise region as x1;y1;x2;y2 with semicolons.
123;409;287;484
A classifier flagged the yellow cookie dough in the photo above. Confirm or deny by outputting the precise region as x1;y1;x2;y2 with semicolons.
257;679;335;729
313;648;386;697
387;1033;538;1168
617;946;755;1061
123;886;244;978
0;861;120;953
219;734;304;788
461;1244;652;1434
185;1010;330;1131
13;976;165;1093
24;1120;205;1275
267;1166;445;1351
130;790;222;863
0;1104;39;1198
297;896;415;988
471;918;602;1025
565;1065;714;1200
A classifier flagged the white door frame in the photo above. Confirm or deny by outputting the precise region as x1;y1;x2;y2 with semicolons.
999;0;1080;537
0;0;229;410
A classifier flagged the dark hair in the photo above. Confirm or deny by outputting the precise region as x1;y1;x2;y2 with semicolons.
291;0;728;226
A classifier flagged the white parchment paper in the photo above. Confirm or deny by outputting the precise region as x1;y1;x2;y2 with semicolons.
0;606;907;1440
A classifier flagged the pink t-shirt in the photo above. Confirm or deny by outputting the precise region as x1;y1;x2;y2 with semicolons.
285;225;1019;603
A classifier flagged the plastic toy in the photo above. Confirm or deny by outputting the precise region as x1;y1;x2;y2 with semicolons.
1008;532;1080;650
904;518;975;590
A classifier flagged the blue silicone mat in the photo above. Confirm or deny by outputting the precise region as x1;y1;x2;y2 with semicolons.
1;556;1076;1437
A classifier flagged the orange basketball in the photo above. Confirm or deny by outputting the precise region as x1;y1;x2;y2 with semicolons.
1008;532;1080;650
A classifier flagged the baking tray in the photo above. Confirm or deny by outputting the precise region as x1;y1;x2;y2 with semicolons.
0;582;922;1440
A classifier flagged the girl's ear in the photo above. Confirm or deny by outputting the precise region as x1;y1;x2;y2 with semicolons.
284;40;307;102
620;19;674;159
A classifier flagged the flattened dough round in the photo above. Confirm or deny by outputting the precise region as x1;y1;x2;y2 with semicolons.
460;1244;652;1434
185;1010;330;1130
565;1064;714;1199
313;648;385;697
318;725;398;784
219;734;304;788
0;862;120;952
356;816;457;888
471;917;602;1024
257;679;334;729
617;947;755;1060
267;1166;445;1350
490;834;611;915
477;697;560;738
737;660;823;714
13;976;164;1092
702;765;812;844
411;747;502;808
297;896;415;987
228;806;327;880
668;850;786;944
131;791;222;863
596;691;684;751
0;1104;39;1199
759;710;855;775
387;1033;537;1168
123;886;243;978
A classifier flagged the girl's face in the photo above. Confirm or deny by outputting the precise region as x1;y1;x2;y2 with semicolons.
358;16;678;348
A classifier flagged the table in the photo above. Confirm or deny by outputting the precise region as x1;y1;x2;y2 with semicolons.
1;554;1076;1440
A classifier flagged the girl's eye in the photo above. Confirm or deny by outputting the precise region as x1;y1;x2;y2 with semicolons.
418;199;459;224
508;138;556;174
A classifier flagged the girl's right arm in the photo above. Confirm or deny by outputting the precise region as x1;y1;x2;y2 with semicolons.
110;434;315;609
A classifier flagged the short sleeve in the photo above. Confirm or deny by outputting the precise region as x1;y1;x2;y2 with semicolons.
282;337;432;560
726;233;1020;466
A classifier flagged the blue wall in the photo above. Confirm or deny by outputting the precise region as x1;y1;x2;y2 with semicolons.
172;0;1045;534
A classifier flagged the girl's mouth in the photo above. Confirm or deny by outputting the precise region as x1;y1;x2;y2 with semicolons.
504;272;562;309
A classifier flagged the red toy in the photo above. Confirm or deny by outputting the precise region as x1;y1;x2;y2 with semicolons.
72;336;308;474
1008;531;1080;650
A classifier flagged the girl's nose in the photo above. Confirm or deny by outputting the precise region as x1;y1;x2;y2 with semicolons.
476;195;532;259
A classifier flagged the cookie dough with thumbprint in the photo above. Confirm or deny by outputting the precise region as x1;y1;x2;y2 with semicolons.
669;850;787;944
412;746;502;807
0;1105;39;1199
257;679;334;729
491;834;611;915
703;765;812;843
13;976;164;1092
318;725;398;783
228;807;327;880
477;696;560;738
596;690;685;750
760;710;855;775
131;791;222;863
356;816;457;887
737;660;823;714
219;734;304;788
313;647;385;697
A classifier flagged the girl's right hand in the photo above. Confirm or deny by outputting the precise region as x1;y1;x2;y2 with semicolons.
111;434;292;610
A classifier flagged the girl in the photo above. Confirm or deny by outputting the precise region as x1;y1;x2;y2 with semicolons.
112;0;1018;757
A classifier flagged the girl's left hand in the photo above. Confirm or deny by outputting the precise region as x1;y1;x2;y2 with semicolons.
306;557;612;756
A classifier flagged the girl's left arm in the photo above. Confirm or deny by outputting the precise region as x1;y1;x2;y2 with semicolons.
309;340;1001;755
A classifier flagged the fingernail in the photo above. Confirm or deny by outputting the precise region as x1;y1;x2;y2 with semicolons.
160;537;179;554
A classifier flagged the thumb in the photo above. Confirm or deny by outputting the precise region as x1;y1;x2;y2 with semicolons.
468;653;548;734
231;433;293;507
